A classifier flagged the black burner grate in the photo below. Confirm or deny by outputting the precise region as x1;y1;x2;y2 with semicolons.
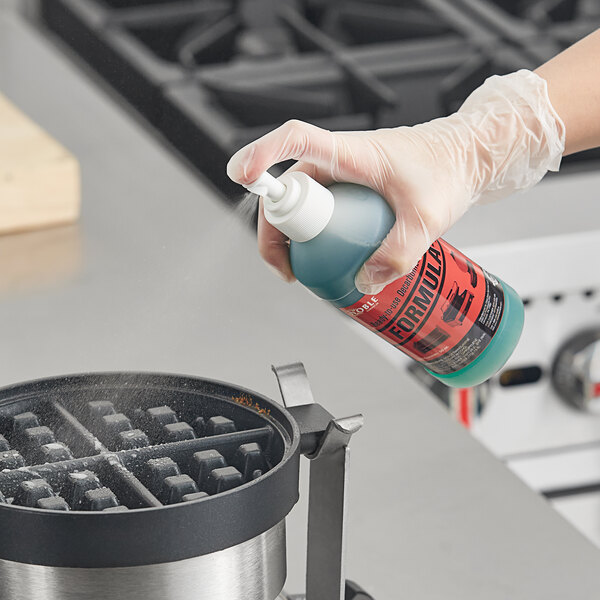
42;0;600;202
0;376;282;512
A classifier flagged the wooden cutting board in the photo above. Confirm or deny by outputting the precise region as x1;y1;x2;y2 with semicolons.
0;93;80;235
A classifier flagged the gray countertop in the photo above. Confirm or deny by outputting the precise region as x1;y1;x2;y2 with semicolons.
1;8;600;598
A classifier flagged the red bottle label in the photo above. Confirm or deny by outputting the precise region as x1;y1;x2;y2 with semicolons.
340;239;505;375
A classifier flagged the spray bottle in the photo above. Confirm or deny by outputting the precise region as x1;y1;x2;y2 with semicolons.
242;171;524;387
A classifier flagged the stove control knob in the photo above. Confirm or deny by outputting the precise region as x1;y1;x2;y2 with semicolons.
552;328;600;412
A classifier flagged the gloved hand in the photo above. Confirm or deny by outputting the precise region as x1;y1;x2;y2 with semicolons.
227;69;565;294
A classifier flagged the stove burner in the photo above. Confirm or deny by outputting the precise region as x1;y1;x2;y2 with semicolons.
42;0;600;201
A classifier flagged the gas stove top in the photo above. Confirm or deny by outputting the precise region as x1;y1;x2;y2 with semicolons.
42;0;600;203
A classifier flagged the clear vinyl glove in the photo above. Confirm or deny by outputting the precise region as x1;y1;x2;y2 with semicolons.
227;69;565;294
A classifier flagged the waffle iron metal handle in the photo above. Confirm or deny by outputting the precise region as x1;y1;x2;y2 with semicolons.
272;363;365;600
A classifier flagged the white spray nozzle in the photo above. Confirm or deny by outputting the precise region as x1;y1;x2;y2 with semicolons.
244;172;287;201
238;170;334;242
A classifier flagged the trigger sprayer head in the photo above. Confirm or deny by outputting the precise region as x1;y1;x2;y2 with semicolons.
241;171;335;243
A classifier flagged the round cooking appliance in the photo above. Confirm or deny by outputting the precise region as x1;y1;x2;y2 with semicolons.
552;328;600;412
0;368;371;600
0;372;300;600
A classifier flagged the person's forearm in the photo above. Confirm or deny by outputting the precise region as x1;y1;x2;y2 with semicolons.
535;29;600;156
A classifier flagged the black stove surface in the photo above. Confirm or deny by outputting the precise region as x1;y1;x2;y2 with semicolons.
42;0;600;202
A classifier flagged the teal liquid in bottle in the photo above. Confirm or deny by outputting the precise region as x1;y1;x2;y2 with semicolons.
244;172;524;387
